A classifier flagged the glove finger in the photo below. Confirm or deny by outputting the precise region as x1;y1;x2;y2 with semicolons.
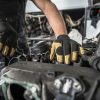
56;43;63;63
2;37;13;56
50;41;63;63
2;46;15;57
64;39;71;65
0;42;3;51
50;42;56;60
61;36;71;64
79;47;85;55
70;40;79;62
10;48;15;57
2;42;16;57
2;45;9;56
0;32;8;51
64;55;71;64
2;32;17;56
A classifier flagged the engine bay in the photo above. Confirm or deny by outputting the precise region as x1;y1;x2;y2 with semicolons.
24;8;100;68
1;61;100;100
0;2;100;100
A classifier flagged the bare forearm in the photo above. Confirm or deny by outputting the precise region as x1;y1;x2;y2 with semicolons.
42;2;67;36
33;0;67;36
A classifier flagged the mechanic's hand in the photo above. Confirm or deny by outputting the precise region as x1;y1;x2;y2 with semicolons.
50;34;85;64
0;21;18;57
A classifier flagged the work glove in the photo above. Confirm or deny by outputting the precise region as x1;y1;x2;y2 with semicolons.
0;21;18;57
50;30;85;64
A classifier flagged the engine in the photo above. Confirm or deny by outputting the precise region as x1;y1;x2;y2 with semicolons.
24;5;100;70
25;14;53;64
0;3;100;100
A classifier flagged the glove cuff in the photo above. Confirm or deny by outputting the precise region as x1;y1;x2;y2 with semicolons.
57;35;70;41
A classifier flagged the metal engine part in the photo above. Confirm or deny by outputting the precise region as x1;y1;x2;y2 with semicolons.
0;68;41;100
1;61;100;100
53;75;85;100
31;41;51;63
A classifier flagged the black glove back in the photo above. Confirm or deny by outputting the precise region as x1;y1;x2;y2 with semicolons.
50;35;85;64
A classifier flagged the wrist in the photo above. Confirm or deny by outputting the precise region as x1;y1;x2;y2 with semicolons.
57;34;69;41
55;33;67;39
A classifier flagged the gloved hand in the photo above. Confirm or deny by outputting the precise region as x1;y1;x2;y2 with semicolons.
50;33;85;64
0;21;18;57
